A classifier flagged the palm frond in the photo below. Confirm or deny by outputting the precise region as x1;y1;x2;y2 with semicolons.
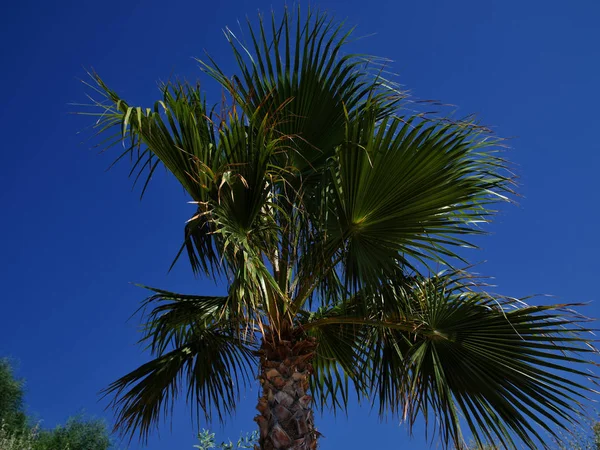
395;280;597;449
85;75;294;281
301;275;598;449
91;77;218;201
103;287;257;442
134;286;237;353
327;110;514;289
200;7;403;172
86;77;223;275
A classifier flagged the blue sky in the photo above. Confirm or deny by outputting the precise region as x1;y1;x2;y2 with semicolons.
1;0;599;449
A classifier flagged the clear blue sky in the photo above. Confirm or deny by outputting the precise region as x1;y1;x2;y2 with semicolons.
1;0;599;449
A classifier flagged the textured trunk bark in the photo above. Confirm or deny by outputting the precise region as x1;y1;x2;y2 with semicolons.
254;332;319;450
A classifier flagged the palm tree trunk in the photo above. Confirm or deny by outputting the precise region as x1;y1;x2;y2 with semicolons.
254;332;319;450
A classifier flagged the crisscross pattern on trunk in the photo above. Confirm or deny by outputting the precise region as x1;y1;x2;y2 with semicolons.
255;333;318;450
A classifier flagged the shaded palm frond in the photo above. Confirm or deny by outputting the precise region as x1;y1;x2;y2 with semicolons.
298;307;365;413
302;275;598;449
104;288;257;442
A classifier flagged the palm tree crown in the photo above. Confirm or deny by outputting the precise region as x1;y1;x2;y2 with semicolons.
82;8;597;450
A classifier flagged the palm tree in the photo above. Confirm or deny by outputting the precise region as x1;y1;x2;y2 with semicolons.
82;8;597;450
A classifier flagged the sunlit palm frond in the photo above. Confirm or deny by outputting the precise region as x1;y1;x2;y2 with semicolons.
86;75;293;280
86;77;223;275
90;77;218;201
326;109;514;289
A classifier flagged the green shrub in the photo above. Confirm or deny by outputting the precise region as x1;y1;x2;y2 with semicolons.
1;359;113;449
33;415;111;450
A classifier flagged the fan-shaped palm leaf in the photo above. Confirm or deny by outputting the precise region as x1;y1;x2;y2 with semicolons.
201;7;402;173
302;274;597;449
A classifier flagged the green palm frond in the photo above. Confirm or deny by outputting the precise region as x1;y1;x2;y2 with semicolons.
88;75;289;280
103;288;257;442
289;106;514;308
88;78;222;275
201;7;402;173
135;286;235;353
398;281;596;450
302;275;598;449
328;110;513;289
91;78;217;202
